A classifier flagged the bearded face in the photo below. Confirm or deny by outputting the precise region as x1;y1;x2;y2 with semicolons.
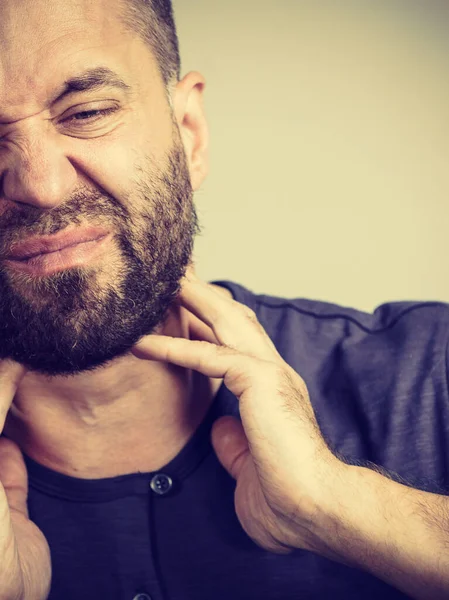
0;0;209;378
0;137;199;377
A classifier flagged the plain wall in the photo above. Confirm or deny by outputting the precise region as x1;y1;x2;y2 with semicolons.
173;0;449;312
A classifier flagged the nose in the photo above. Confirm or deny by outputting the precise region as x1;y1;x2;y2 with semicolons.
0;134;77;210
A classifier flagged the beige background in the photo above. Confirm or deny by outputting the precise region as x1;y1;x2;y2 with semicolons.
173;0;449;312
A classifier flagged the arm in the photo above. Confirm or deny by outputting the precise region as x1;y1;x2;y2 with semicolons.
313;462;449;600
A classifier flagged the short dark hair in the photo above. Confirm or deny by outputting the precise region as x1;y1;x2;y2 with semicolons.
121;0;181;87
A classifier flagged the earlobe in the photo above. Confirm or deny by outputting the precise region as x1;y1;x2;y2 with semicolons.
173;72;209;191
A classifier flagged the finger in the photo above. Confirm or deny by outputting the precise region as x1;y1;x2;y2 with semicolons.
132;335;269;399
186;310;219;345
211;416;249;480
0;437;29;518
0;361;27;433
132;335;240;379
178;276;279;361
132;335;270;403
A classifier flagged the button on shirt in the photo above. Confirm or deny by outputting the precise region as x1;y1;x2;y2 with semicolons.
150;473;173;496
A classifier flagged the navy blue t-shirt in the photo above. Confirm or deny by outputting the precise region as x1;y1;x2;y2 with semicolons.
23;280;449;600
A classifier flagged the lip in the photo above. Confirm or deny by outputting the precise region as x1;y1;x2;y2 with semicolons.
3;233;112;277
5;226;110;261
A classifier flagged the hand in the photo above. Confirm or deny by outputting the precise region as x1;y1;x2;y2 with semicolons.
0;361;51;600
132;274;346;555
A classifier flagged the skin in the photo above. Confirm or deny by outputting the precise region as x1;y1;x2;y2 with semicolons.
0;0;229;478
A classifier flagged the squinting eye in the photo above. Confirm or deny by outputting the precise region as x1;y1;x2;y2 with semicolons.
64;107;118;124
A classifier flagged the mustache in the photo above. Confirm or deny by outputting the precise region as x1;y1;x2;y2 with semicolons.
0;187;128;255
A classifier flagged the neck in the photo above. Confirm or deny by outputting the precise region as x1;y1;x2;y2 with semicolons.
3;301;224;479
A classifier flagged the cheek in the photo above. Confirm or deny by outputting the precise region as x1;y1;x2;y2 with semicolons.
68;137;139;199
64;103;175;201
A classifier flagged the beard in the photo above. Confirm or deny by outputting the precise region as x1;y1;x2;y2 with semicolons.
0;134;199;377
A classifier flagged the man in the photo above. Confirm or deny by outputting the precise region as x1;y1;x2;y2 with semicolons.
0;0;447;598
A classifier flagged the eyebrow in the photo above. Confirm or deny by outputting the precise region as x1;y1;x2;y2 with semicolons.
50;66;132;105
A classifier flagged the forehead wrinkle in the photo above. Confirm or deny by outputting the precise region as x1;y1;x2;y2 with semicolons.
0;30;81;119
0;0;134;119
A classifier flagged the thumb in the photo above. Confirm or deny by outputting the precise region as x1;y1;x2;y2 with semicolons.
0;437;29;519
211;416;249;480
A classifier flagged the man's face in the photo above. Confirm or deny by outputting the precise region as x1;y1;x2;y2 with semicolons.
0;0;199;376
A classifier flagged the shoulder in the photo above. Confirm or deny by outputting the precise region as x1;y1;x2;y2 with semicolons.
210;279;449;337
210;280;449;375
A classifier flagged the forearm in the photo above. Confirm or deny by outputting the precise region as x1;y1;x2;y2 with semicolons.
312;463;449;600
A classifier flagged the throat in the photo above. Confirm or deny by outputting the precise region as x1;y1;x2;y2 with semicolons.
5;372;223;480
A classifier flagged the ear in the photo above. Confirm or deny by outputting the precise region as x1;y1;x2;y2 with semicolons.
172;71;209;191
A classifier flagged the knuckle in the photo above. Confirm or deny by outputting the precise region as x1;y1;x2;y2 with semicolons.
214;343;234;356
241;306;258;322
231;300;257;321
208;308;226;327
